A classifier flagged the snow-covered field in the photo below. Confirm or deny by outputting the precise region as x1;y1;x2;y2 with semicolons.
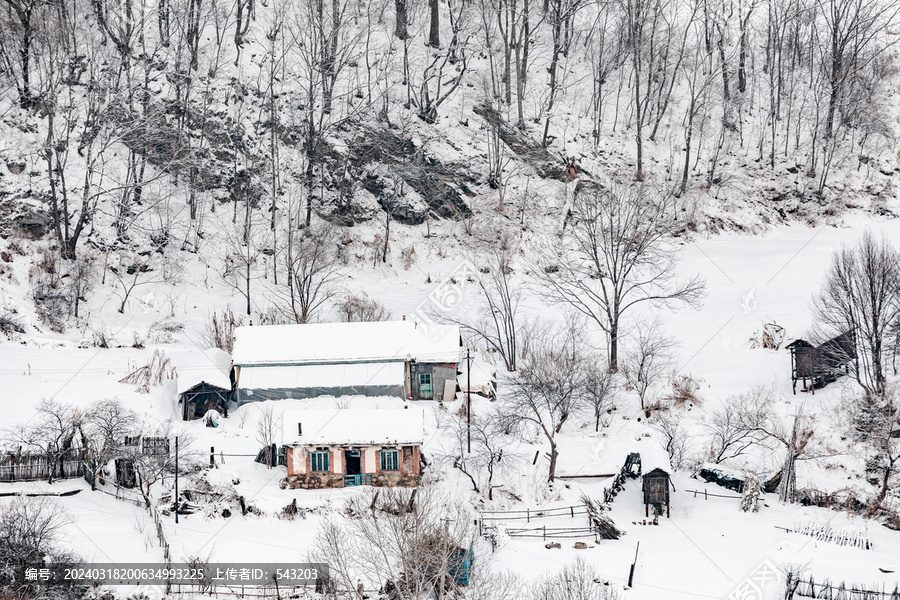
3;214;900;599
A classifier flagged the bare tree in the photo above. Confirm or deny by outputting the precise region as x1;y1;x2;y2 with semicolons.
813;232;900;397
108;252;165;314
256;404;281;468
584;360;616;432
651;414;690;470
8;399;83;484
439;410;521;499
499;322;587;481
536;182;705;371
853;386;900;508
336;292;392;322
622;320;675;411
312;485;476;600
704;387;772;463
82;398;138;491
455;230;525;372
0;497;79;599
278;221;342;324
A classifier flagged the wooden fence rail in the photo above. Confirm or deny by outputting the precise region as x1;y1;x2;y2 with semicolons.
792;576;900;599
0;456;84;483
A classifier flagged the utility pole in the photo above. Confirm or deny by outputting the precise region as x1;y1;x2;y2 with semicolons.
174;436;179;524
466;348;471;454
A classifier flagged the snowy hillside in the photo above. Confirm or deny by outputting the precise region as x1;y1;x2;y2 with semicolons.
3;0;900;599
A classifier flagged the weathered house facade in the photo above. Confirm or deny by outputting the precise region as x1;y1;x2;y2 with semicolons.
282;408;423;489
232;321;460;404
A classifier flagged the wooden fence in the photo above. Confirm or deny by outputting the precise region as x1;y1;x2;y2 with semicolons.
792;577;900;599
0;453;85;483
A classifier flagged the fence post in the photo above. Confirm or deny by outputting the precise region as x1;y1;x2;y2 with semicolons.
542;526;546;541
210;447;215;468
527;509;530;523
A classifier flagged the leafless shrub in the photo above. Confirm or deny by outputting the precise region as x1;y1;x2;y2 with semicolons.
120;350;176;393
667;373;702;407
202;309;243;354
749;321;785;350
530;557;620;600
92;327;114;348
0;309;24;336
28;248;72;332
336;292;392;322
148;318;184;344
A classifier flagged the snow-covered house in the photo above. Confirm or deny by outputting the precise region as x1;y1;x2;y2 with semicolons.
231;321;461;403
282;408;424;489
176;348;234;420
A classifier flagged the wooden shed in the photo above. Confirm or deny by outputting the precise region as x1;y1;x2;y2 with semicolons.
787;331;855;394
642;468;671;518
176;348;234;420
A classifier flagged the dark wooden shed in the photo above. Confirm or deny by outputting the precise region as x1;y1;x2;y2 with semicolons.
787;331;855;394
642;468;671;518
177;348;234;420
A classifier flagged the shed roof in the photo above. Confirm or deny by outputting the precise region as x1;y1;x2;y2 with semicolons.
281;408;424;446
233;321;461;367
176;348;232;395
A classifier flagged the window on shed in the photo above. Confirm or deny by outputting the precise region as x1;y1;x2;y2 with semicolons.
310;450;330;472
418;373;432;385
380;449;400;471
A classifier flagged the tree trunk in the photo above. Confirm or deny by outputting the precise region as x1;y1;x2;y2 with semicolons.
609;321;619;372
428;0;440;47
548;443;558;481
395;0;408;39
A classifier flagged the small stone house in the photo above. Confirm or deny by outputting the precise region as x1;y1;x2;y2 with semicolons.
282;408;424;489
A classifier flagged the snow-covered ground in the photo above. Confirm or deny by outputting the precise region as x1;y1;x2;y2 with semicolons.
3;216;900;599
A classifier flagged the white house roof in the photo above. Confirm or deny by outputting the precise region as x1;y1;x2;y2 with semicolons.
281;408;425;446
233;321;460;366
176;348;232;395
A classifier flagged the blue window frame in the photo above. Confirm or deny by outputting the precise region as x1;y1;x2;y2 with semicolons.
310;450;330;472
380;449;400;471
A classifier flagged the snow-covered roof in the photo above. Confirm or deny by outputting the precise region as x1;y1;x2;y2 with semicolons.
281;408;424;446
233;321;460;366
176;348;232;395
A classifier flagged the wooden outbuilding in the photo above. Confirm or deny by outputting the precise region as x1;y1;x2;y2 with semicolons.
177;348;234;420
642;468;672;518
787;331;855;394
